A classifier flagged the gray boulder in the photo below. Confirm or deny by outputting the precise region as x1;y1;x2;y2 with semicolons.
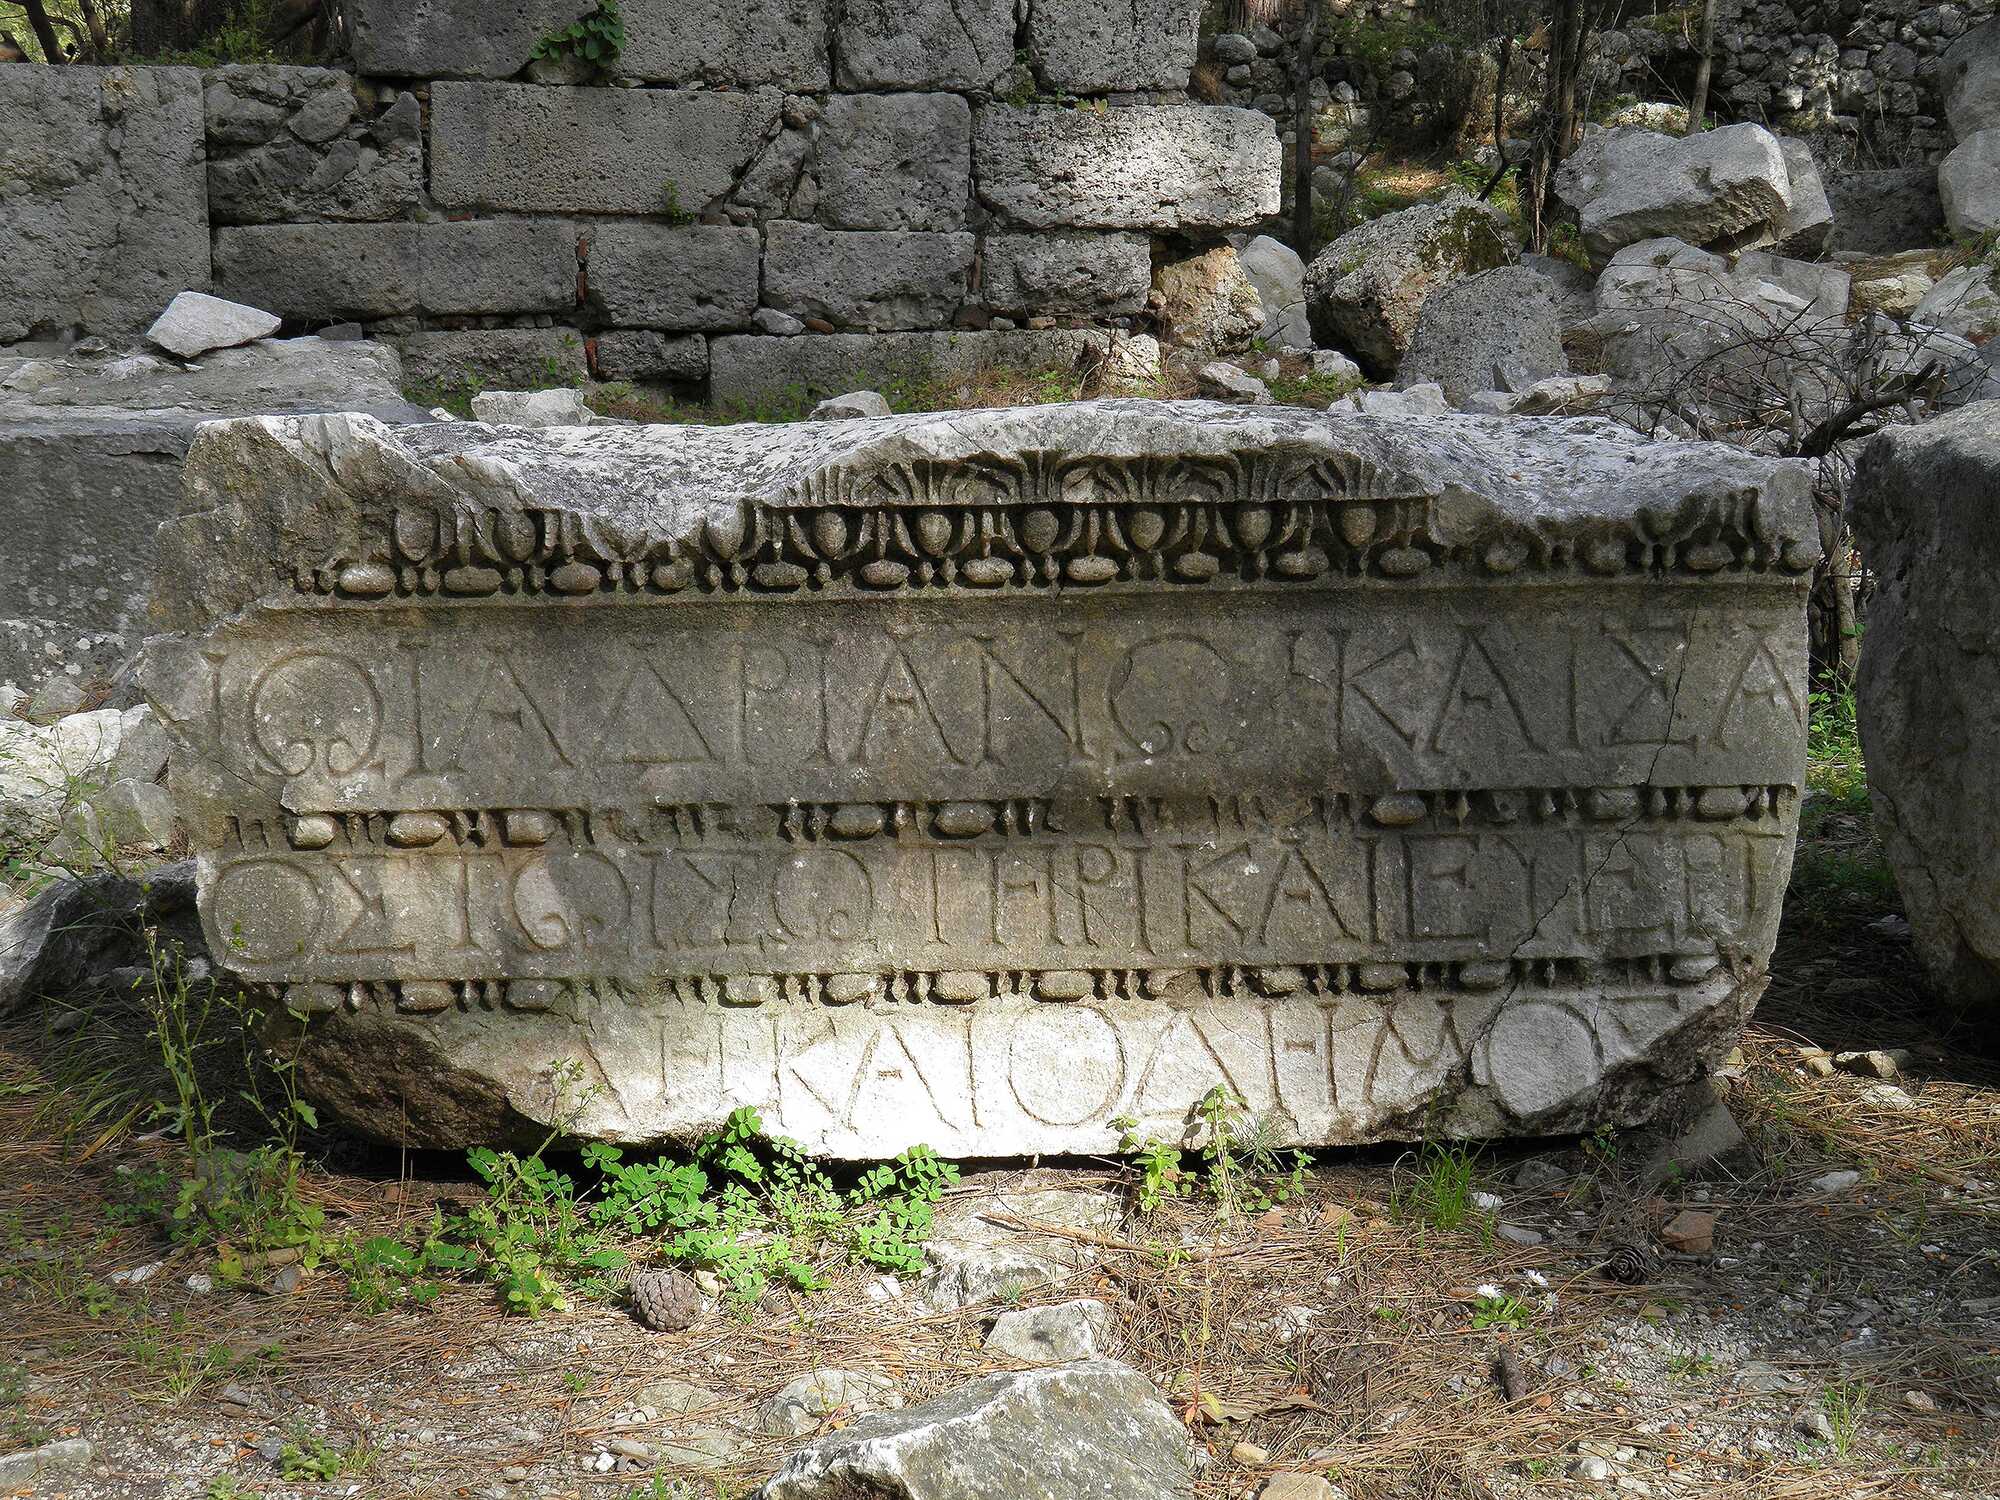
146;292;281;359
1940;130;2000;238
1399;265;1565;403
1521;251;1599;332
1940;16;2000;140
1303;192;1514;376
985;1299;1117;1363
1913;264;2000;340
0;863;201;1014
1732;251;1851;320
1773;138;1834;257
1849;404;2000;1005
1555;123;1792;265
754;1362;1192;1500
1234;233;1312;349
758;1370;903;1437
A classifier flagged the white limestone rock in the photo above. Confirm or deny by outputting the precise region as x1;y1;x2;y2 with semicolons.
1233;233;1313;350
985;1299;1118;1362
758;1370;903;1436
1555;124;1793;266
469;389;593;428
1303;192;1515;377
146;292;282;360
1912;264;2000;340
810;391;893;421
754;1362;1192;1500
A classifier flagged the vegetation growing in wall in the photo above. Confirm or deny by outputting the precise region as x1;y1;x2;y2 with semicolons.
532;0;624;74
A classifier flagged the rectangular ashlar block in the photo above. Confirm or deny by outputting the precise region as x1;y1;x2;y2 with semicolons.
145;401;1818;1155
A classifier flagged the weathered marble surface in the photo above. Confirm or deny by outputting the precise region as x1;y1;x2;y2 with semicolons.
146;401;1816;1154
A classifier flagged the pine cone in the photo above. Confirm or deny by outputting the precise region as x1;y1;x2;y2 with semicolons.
630;1266;702;1332
1600;1243;1654;1285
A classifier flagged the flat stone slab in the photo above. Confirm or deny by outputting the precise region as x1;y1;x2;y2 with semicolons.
0;338;427;694
145;402;1815;1154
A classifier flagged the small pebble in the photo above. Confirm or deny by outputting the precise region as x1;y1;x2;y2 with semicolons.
502;1465;528;1482
1231;1441;1270;1465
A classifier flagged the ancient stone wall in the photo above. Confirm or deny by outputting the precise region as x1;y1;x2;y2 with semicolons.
145;401;1816;1154
0;5;1281;402
1208;0;1993;171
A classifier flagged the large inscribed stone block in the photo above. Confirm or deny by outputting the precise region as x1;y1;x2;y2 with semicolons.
145;403;1815;1155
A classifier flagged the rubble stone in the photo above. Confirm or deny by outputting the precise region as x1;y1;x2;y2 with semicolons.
146;292;280;359
1555;124;1793;265
1303;193;1514;377
754;1363;1191;1500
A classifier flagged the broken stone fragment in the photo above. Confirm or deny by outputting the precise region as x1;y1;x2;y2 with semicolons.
754;1362;1192;1500
468;388;593;428
1657;1208;1716;1255
984;1298;1117;1362
146;291;283;360
808;390;891;420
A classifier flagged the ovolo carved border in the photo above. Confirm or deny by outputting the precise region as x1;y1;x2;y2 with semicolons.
287;452;1819;604
279;950;1749;1020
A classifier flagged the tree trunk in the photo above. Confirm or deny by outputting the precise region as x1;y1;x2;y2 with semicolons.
1525;0;1590;252
17;0;65;60
1687;0;1719;133
1291;0;1321;259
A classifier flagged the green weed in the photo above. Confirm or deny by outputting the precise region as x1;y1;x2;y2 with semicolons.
1391;1141;1480;1233
1116;1084;1311;1218
1820;1376;1869;1457
532;0;624;71
1471;1292;1529;1329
